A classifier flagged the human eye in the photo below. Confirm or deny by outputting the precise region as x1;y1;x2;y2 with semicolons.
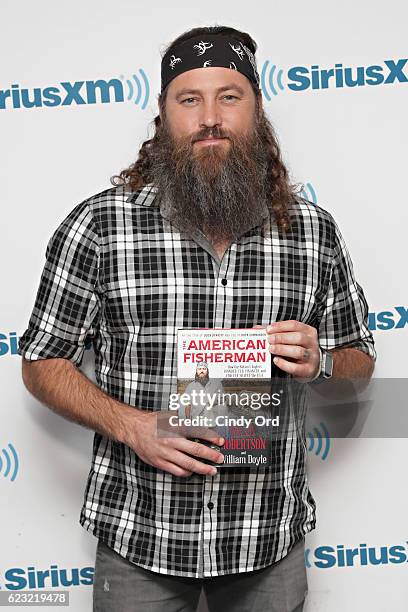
181;97;197;105
222;94;239;102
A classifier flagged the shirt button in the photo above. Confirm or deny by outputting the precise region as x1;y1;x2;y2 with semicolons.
207;502;214;510
221;278;227;286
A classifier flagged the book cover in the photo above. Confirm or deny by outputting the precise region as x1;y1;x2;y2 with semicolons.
170;327;283;468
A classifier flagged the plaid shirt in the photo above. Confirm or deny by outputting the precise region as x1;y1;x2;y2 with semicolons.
18;183;376;578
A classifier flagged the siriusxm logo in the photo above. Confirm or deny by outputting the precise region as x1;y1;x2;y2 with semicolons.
0;332;19;357
0;443;19;482
307;422;330;460
305;542;408;569
0;70;149;111
2;565;94;590
1;331;93;357
299;183;317;204
368;306;408;331
261;58;408;99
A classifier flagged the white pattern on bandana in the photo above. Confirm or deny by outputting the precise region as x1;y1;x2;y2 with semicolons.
229;43;245;61
169;54;182;70
193;41;214;55
242;43;259;83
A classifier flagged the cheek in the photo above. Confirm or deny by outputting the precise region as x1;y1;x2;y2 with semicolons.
227;111;256;137
168;111;196;138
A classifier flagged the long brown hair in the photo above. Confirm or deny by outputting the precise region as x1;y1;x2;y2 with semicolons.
111;25;300;232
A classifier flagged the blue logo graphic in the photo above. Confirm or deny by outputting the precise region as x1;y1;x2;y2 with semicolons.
305;542;408;569
0;332;19;357
260;61;285;100
368;307;408;331
0;70;150;111
2;565;94;590
0;443;19;482
307;422;330;460
260;58;408;97
120;71;150;109
299;183;317;204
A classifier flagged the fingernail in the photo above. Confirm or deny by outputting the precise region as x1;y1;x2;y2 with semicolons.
210;467;217;475
219;437;225;445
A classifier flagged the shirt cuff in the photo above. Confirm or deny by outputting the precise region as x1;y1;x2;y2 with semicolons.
18;327;87;367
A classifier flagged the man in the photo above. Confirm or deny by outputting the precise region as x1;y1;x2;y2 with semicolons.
181;362;229;444
18;25;376;612
182;362;225;419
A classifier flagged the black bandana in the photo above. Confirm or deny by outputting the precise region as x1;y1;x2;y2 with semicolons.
161;34;260;93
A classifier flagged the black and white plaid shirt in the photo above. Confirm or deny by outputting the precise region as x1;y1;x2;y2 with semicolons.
18;183;376;578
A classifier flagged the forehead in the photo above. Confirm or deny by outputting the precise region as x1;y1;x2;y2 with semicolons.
166;67;252;98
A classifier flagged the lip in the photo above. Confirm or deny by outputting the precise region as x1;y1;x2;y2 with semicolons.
195;137;227;146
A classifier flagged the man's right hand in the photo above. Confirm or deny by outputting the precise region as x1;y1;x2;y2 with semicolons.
123;409;225;477
21;358;223;478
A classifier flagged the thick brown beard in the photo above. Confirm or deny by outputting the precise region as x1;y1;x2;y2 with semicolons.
195;372;210;386
148;113;271;244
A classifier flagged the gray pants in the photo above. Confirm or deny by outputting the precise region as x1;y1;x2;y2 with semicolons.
93;538;308;612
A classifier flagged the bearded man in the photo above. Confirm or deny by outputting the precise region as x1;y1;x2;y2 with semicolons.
18;25;376;612
182;362;225;420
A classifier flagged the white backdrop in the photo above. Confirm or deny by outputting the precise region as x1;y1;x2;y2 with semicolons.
1;0;407;610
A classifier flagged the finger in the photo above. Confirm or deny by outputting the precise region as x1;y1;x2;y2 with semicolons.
266;320;302;332
169;449;219;476
266;321;315;334
174;437;225;464
268;343;309;360
155;458;194;478
267;331;311;347
272;355;309;376
181;424;225;446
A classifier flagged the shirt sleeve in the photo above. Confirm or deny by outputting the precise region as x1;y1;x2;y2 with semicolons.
318;218;377;361
17;200;100;367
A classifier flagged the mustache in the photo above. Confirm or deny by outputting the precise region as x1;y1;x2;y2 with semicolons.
188;126;231;144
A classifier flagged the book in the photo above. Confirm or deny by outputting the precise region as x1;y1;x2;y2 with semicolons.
169;327;284;468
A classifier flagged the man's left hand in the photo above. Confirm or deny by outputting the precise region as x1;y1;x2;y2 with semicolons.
265;320;321;380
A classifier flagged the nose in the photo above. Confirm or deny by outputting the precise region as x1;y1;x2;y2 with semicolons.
198;98;222;131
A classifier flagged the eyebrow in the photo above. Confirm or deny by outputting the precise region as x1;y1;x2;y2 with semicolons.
175;84;246;99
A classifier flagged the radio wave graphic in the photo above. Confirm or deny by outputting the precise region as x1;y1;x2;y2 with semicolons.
0;443;19;481
300;183;317;204
120;69;150;110
307;422;330;460
260;61;285;100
